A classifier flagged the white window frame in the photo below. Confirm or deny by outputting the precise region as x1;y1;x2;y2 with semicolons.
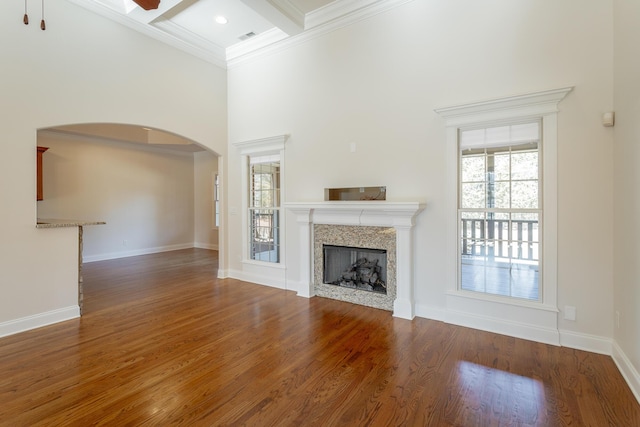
248;155;281;263
435;88;572;344
458;120;542;301
213;173;220;229
232;135;288;267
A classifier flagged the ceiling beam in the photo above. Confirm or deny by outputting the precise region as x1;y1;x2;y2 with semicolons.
239;0;305;36
133;0;160;10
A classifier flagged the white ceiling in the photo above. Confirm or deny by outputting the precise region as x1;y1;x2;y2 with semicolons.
65;0;396;68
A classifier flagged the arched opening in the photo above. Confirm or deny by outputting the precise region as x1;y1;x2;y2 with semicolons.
36;123;223;313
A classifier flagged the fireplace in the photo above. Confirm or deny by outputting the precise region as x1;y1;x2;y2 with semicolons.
314;224;396;311
285;201;425;319
323;245;387;294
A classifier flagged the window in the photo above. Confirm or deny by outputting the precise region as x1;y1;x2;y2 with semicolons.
436;88;571;341
232;134;287;269
214;173;220;228
459;122;540;300
249;155;280;263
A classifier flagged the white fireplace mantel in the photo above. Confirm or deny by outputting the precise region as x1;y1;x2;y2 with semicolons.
285;201;425;319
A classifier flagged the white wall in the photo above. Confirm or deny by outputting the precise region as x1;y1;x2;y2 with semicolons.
0;0;226;334
194;151;219;250
37;134;202;261
227;0;614;349
613;0;640;400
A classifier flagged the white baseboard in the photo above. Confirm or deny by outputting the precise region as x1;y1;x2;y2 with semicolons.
612;341;640;405
559;329;612;355
439;308;560;346
0;306;79;338
83;243;194;262
194;242;219;250
228;269;287;290
415;303;448;322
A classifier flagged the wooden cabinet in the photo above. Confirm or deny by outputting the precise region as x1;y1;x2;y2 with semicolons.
37;146;48;201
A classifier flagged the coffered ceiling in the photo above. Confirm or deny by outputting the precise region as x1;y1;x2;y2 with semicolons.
66;0;406;68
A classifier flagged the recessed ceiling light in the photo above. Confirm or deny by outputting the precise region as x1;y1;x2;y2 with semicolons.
215;16;228;25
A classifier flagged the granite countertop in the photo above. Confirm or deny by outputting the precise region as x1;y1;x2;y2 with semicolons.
36;219;106;228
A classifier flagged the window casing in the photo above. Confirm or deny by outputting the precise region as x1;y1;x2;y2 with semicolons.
435;88;571;343
214;173;220;228
458;122;541;301
233;134;287;269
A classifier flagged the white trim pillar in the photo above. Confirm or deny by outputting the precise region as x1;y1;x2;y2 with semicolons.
288;207;314;298
393;224;415;319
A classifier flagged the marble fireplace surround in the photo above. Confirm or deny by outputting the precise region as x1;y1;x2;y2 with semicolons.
285;201;425;319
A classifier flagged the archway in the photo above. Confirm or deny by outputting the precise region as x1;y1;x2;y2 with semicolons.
36;123;225;312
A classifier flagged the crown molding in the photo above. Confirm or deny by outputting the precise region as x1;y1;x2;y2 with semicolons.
226;28;289;62
232;134;289;155
435;87;574;127
67;0;228;68
69;0;417;70
226;0;417;68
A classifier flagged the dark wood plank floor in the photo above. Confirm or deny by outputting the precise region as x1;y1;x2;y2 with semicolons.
0;248;638;426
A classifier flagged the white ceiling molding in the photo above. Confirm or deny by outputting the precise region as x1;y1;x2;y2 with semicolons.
239;0;305;35
68;0;417;69
225;27;289;61
66;0;228;68
227;0;417;67
434;87;574;127
153;20;227;61
232;134;289;155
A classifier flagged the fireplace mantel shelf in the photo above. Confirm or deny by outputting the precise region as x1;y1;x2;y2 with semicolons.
285;201;425;319
284;201;425;228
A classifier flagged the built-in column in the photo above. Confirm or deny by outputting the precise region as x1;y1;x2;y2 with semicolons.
392;224;414;319
288;207;313;298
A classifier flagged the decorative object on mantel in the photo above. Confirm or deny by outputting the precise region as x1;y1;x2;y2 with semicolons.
325;186;386;201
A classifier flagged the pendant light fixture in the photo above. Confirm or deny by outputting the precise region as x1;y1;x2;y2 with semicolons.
23;0;29;25
40;0;46;30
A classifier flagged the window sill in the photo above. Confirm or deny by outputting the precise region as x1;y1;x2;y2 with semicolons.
241;259;286;269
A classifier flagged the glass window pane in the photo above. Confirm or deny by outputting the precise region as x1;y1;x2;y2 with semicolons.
460;252;486;293
461;183;485;208
249;158;280;263
458;123;541;301
461;155;485;182
492;181;510;208
511;151;538;180
511;181;538;209
493;154;510;181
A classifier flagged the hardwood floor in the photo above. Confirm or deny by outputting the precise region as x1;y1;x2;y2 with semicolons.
0;248;638;426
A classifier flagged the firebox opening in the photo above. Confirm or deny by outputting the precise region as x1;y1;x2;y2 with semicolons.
323;245;387;294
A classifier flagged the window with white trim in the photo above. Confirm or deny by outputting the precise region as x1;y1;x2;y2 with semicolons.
232;134;287;268
459;122;541;300
436;87;572;317
248;155;280;263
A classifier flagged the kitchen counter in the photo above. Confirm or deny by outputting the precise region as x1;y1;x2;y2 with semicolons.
36;218;106;314
36;219;106;228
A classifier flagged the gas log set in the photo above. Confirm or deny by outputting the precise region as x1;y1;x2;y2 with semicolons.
329;257;386;294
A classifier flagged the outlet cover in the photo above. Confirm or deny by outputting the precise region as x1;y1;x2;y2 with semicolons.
564;305;576;321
